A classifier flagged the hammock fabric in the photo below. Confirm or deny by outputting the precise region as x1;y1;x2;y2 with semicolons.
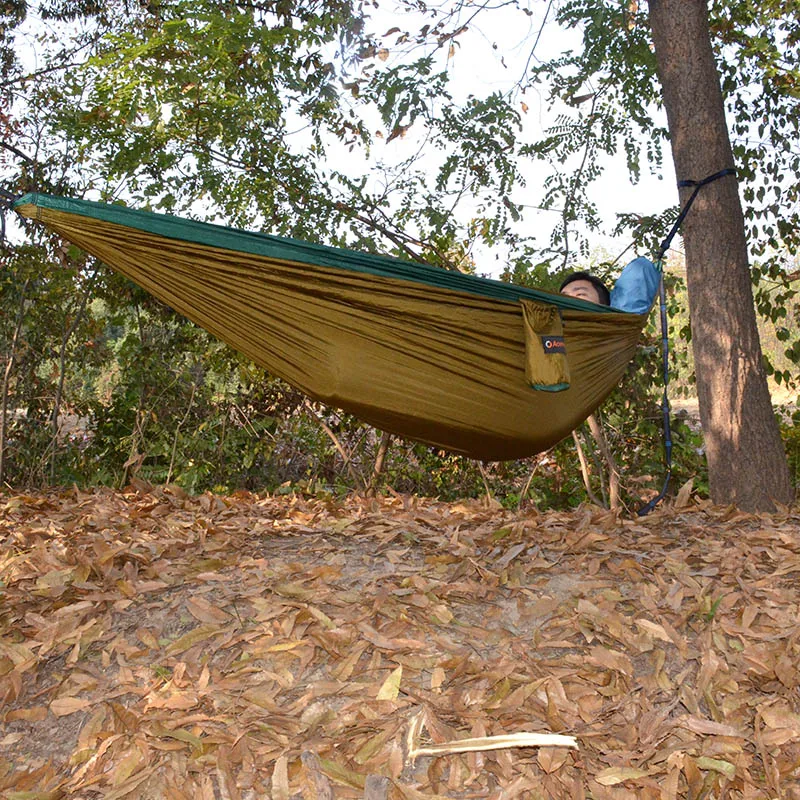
14;193;648;461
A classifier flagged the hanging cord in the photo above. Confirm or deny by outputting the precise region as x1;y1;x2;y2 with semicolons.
637;167;736;516
0;139;39;247
637;259;672;517
0;187;20;203
0;186;22;249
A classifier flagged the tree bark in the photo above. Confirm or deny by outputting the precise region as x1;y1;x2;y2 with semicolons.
50;271;96;482
366;430;392;497
0;278;31;486
648;0;794;511
586;413;621;510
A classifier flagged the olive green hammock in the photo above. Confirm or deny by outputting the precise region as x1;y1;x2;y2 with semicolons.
14;193;649;462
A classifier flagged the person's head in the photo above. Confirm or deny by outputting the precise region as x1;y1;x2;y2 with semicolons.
559;271;610;306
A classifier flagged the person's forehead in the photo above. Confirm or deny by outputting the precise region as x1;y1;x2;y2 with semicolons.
565;279;596;292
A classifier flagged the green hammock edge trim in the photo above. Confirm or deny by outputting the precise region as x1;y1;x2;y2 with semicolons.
529;382;571;392
14;192;625;315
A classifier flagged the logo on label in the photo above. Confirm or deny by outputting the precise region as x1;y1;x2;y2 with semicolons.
541;336;566;354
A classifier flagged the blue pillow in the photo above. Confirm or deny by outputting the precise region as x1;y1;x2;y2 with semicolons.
610;256;660;315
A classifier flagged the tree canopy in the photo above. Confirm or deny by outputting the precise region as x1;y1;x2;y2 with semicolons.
2;1;799;269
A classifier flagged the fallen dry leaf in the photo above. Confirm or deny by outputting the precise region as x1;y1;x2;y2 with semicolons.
49;697;91;717
376;666;403;701
594;766;651;786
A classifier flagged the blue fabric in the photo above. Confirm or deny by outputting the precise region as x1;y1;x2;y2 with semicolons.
610;256;660;315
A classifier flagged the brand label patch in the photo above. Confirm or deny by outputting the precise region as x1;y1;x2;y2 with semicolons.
541;335;566;354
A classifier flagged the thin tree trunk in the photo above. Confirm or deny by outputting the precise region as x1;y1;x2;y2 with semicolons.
477;462;494;506
517;454;546;510
50;270;96;482
121;303;147;488
166;382;196;485
121;406;146;488
0;278;31;485
366;430;392;497
586;413;620;510
571;429;604;507
648;0;794;510
303;399;366;490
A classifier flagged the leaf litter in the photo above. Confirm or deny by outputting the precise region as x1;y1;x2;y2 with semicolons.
1;486;799;798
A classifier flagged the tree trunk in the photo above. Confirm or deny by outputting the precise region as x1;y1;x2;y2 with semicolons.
0;279;31;486
648;0;794;511
586;413;621;510
366;430;392;497
49;270;96;482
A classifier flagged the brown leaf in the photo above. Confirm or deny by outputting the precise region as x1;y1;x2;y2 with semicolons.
760;704;800;734
588;645;634;676
164;624;224;656
594;766;650;786
4;489;800;799
185;596;232;624
272;756;290;800
6;706;49;722
675;478;694;508
677;715;744;737
50;697;91;717
537;746;570;774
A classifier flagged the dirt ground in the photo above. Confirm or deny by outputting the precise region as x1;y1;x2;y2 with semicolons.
671;387;798;423
1;486;800;799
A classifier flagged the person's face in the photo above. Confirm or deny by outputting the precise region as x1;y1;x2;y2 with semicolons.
561;279;602;304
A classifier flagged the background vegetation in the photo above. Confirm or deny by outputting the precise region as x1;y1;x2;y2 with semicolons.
2;238;797;510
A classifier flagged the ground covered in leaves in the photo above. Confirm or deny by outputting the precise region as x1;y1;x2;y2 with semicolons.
1;487;799;799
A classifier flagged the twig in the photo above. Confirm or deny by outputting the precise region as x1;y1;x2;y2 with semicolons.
409;731;578;761
572;429;604;507
0;141;36;164
303;399;365;490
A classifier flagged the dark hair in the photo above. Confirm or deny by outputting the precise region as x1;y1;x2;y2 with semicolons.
559;271;610;305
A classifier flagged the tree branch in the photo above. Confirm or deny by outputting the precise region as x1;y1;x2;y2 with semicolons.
0;141;36;164
303;399;365;490
585;412;620;509
571;429;604;507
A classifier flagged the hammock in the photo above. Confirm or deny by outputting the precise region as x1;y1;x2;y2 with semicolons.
13;193;649;461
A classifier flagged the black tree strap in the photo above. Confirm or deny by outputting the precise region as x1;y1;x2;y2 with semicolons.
654;168;737;262
637;166;736;517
